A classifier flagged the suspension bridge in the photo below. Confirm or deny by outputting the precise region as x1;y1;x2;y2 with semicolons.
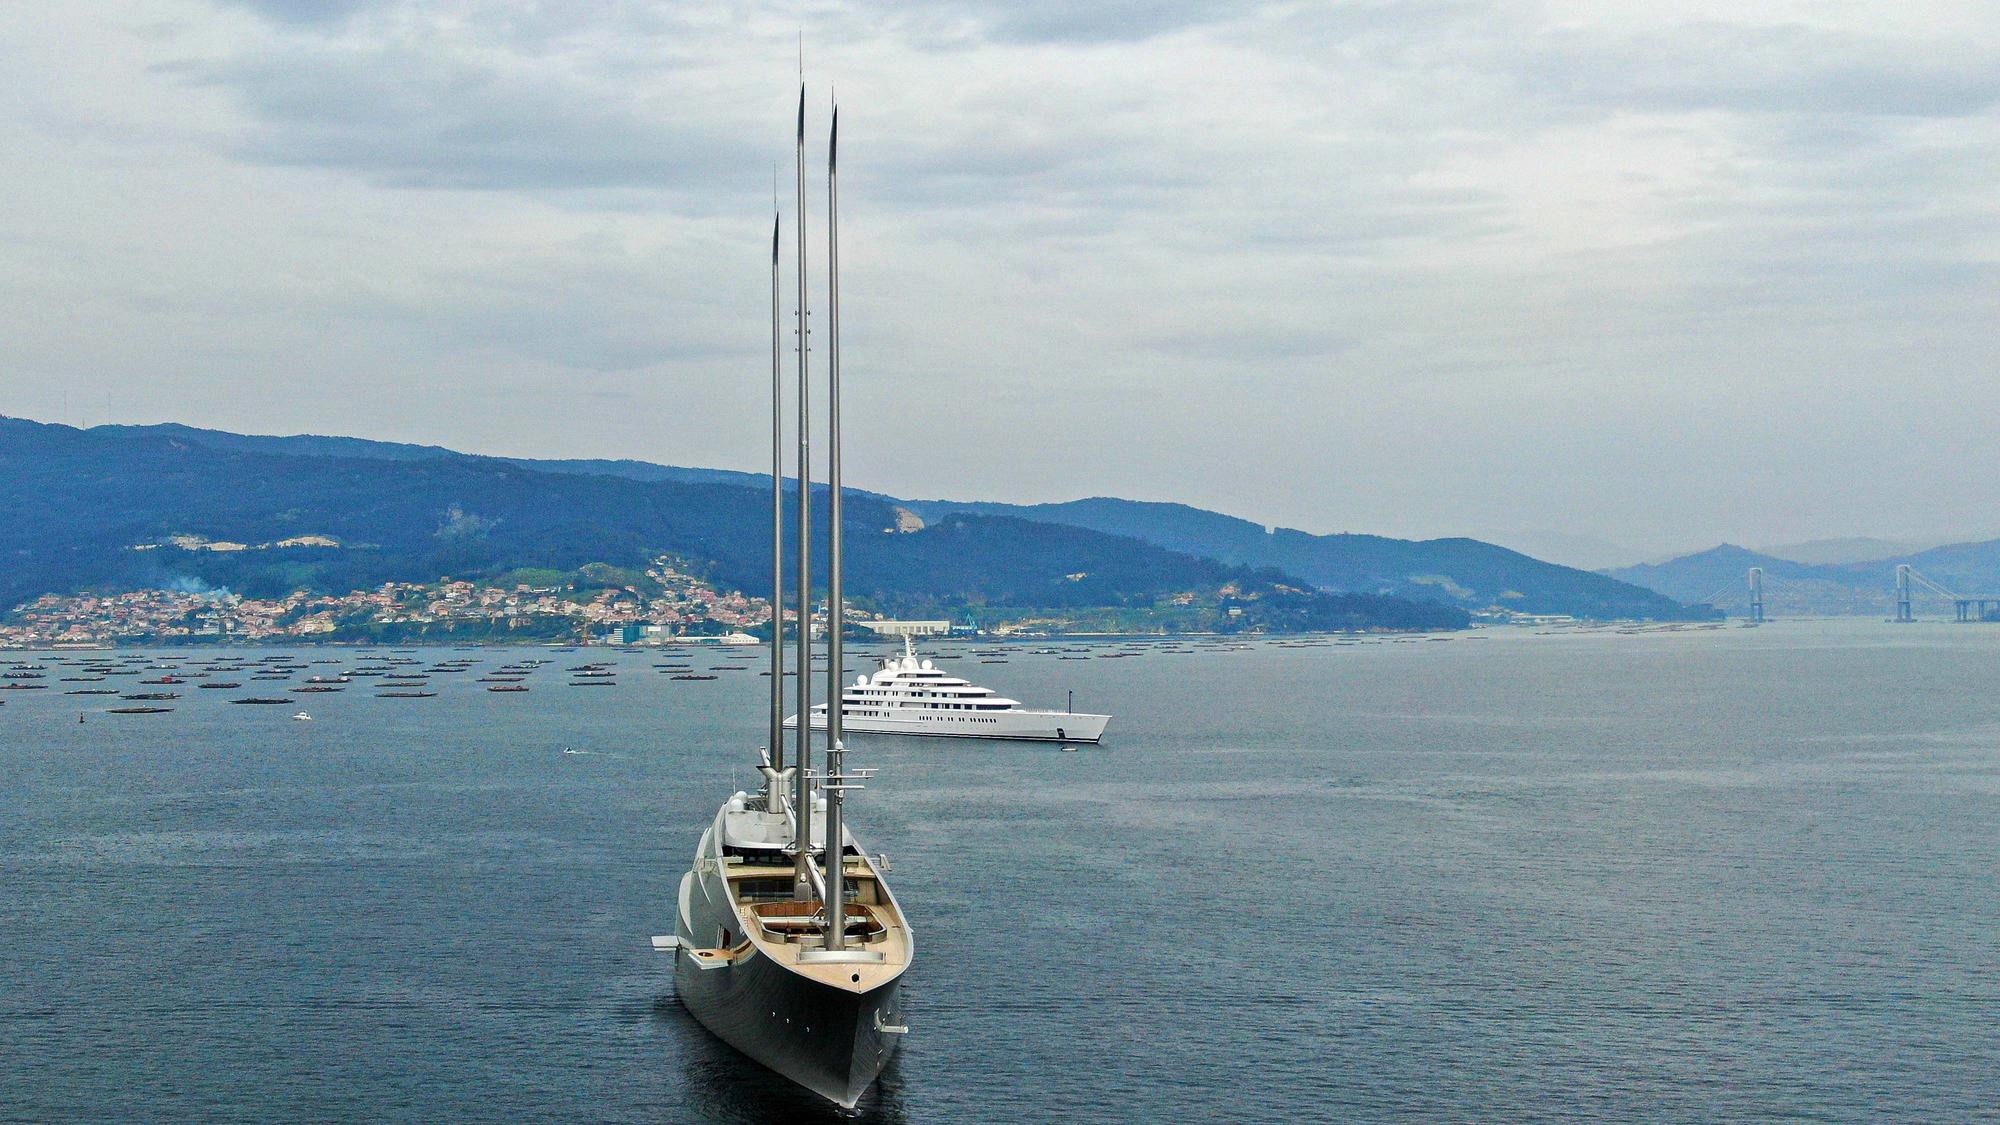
1895;564;2000;622
1690;564;2000;622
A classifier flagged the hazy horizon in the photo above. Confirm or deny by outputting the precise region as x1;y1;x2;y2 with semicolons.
3;2;1995;561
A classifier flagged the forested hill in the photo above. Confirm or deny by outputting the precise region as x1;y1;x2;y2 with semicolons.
1606;545;1822;605
905;498;1707;621
73;420;1709;621
0;417;1464;633
87;422;781;491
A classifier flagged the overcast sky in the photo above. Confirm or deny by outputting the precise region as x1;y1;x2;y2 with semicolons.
1;2;1995;565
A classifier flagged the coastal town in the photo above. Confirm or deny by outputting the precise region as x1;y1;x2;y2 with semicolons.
0;557;775;647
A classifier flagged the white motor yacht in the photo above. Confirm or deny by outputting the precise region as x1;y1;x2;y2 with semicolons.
791;637;1111;742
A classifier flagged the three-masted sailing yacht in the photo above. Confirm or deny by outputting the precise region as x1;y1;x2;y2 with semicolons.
655;91;912;1110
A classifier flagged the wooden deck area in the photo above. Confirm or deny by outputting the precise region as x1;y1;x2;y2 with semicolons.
724;858;911;992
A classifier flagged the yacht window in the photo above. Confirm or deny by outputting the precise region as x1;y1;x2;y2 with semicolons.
736;877;793;901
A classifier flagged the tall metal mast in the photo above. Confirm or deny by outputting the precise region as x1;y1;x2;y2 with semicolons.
766;208;785;808
791;85;816;900
822;102;847;950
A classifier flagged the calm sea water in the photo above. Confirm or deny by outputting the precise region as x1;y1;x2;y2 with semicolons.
4;621;1999;1122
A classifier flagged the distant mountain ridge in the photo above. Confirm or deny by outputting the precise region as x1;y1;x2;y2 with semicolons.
1610;545;1822;601
1754;536;1940;566
25;418;1712;622
0;417;1465;633
901;496;1703;621
1609;539;2000;617
91;422;777;491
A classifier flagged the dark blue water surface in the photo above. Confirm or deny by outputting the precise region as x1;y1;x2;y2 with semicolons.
4;621;1999;1122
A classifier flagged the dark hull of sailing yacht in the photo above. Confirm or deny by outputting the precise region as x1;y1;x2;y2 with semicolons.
675;876;904;1107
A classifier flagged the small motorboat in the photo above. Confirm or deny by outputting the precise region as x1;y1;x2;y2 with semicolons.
292;711;313;722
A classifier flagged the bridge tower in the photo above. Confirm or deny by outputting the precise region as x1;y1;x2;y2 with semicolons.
1748;566;1766;623
1895;564;1914;623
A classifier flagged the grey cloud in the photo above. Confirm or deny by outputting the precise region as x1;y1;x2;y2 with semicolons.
877;0;1255;46
347;249;756;373
1524;22;2000;119
1154;323;1351;362
1233;190;1513;255
951;0;1243;44
221;0;374;26
180;45;761;192
237;0;1255;49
